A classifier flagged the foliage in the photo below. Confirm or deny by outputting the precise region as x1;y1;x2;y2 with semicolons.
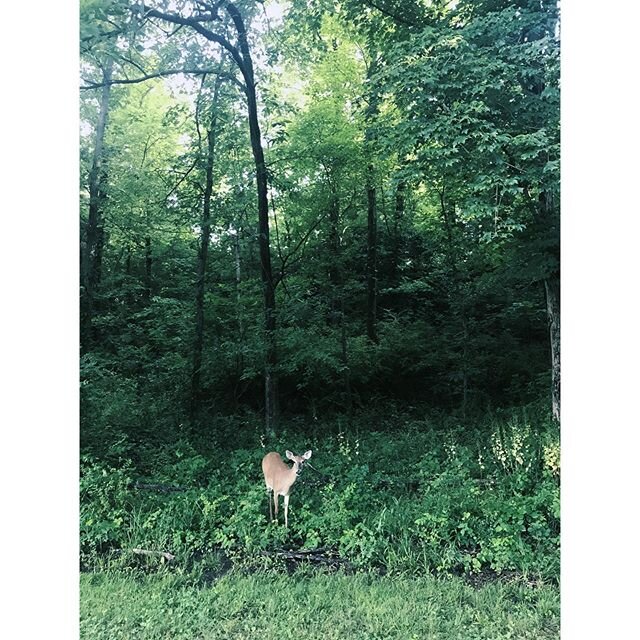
79;0;559;422
80;455;134;564
80;408;559;581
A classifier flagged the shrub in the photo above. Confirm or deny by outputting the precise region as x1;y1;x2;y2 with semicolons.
80;455;134;565
79;407;560;582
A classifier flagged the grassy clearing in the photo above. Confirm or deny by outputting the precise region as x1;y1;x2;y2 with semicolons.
80;569;559;639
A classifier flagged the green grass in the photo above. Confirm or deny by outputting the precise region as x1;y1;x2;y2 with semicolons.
80;570;559;639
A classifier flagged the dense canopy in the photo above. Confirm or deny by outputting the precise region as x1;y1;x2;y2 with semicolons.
80;0;560;445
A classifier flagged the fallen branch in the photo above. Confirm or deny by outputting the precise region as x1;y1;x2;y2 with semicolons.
260;548;351;568
131;548;175;561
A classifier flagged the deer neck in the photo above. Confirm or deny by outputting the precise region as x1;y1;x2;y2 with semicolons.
286;463;299;487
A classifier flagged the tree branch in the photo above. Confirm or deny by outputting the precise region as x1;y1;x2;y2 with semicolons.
273;210;330;290
132;548;176;561
81;67;246;93
134;481;187;493
159;156;200;205
116;52;148;76
133;3;249;81
362;0;421;28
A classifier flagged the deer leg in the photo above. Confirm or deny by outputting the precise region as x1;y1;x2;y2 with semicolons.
273;491;279;523
267;487;273;522
284;494;290;528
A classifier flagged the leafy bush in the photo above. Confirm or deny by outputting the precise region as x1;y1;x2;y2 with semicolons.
80;407;559;581
80;455;134;565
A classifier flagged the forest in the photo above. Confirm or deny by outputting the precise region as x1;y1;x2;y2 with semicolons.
80;1;560;637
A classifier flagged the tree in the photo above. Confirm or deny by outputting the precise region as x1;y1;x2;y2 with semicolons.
79;0;561;438
81;58;114;350
367;0;560;418
134;0;280;433
364;55;380;344
191;73;224;415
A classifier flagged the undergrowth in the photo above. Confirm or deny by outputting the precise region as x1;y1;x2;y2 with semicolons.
80;403;559;583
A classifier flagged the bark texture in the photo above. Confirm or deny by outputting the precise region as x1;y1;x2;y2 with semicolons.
544;275;560;422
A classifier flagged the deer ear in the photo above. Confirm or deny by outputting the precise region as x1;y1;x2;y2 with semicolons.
285;450;295;460
303;450;312;459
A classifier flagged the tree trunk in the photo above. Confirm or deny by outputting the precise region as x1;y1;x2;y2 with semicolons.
137;2;278;433
440;186;456;273
327;190;352;411
232;224;246;410
81;58;113;349
364;57;380;344
144;234;152;303
461;316;469;421
239;38;278;436
537;188;560;423
340;299;353;413
390;180;405;284
191;130;216;414
440;186;471;413
247;87;277;434
366;164;378;343
234;223;244;350
328;191;340;309
191;77;222;416
544;276;560;422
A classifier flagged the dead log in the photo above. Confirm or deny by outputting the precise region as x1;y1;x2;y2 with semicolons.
131;548;175;561
260;548;351;569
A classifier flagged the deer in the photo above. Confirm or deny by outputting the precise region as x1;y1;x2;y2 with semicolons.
261;449;312;527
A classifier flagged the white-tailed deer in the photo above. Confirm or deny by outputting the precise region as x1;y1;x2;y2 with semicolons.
261;449;312;527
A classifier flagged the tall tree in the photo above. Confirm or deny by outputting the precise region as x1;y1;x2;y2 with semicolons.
364;55;380;343
137;0;279;433
191;74;224;416
81;58;113;350
370;0;560;417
